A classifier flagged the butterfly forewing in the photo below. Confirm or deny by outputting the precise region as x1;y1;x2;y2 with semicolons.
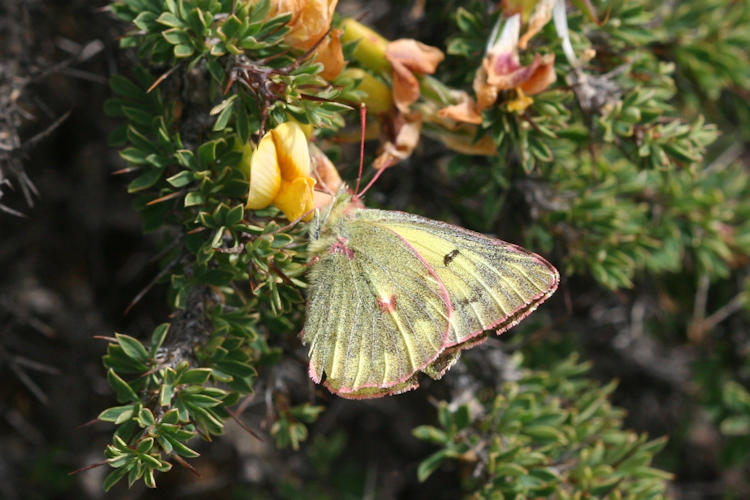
304;215;453;397
354;209;559;346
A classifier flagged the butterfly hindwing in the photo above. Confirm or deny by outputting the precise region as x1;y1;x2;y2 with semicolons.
353;209;559;346
304;196;558;399
304;214;452;398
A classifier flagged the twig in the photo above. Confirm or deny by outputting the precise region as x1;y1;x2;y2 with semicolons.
124;250;184;314
689;273;710;342
701;292;747;333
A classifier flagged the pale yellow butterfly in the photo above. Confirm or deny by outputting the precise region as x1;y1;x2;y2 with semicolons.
302;190;558;399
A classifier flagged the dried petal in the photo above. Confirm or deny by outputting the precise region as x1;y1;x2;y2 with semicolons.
274;176;316;221
263;0;342;80
519;0;556;50
313;190;335;210
519;53;556;95
385;39;444;112
471;13;556;113
438;93;483;125
386;39;444;76
315;28;344;80
373;113;422;169
473;66;499;111
435;128;497;156
389;60;420;113
275;0;338;51
309;142;342;194
246;133;281;209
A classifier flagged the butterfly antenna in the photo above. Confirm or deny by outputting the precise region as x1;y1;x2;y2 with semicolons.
354;102;367;196
356;162;392;199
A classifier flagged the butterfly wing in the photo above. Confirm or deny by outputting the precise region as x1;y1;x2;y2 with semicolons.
353;208;559;347
304;214;453;398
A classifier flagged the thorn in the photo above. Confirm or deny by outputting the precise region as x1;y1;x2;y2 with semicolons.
147;65;180;93
172;454;201;477
146;191;183;206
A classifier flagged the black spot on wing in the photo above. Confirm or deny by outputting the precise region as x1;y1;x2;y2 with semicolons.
443;249;460;266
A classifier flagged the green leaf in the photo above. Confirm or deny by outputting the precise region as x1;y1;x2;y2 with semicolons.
175;149;198;169
174;44;195;58
138;407;156;427
177;368;213;385
157;12;185;28
98;405;135;423
492;463;528;477
110;74;145;99
136;437;155;453
103;467;129;492
248;0;271;24
523;425;566;443
150;323;170;355
214;359;256;378
417;450;447;482
289;404;325;423
213;100;235;131
107;369;140;403
128;168;163;193
454;405;471;430
197;139;223;166
133;11;159;31
720;415;750;436
116;333;150;364
162;28;191;45
183;393;223;408
144;468;156;488
120;147;149;164
184;191;205;206
412;425;448;444
122;106;155;127
160;382;175;406
225;204;244;226
218;15;242;39
166;169;193;187
164;434;200;458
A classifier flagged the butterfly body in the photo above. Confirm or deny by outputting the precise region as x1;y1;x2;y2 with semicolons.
303;193;558;399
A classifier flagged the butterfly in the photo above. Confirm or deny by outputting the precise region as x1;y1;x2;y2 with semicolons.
302;191;559;399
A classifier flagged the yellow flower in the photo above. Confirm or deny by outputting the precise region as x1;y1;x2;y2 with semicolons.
244;122;316;221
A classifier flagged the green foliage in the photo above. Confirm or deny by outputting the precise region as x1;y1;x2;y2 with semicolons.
99;0;750;494
414;355;671;498
99;0;355;488
99;324;249;489
695;349;750;468
661;0;750;101
439;0;749;291
271;402;325;450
